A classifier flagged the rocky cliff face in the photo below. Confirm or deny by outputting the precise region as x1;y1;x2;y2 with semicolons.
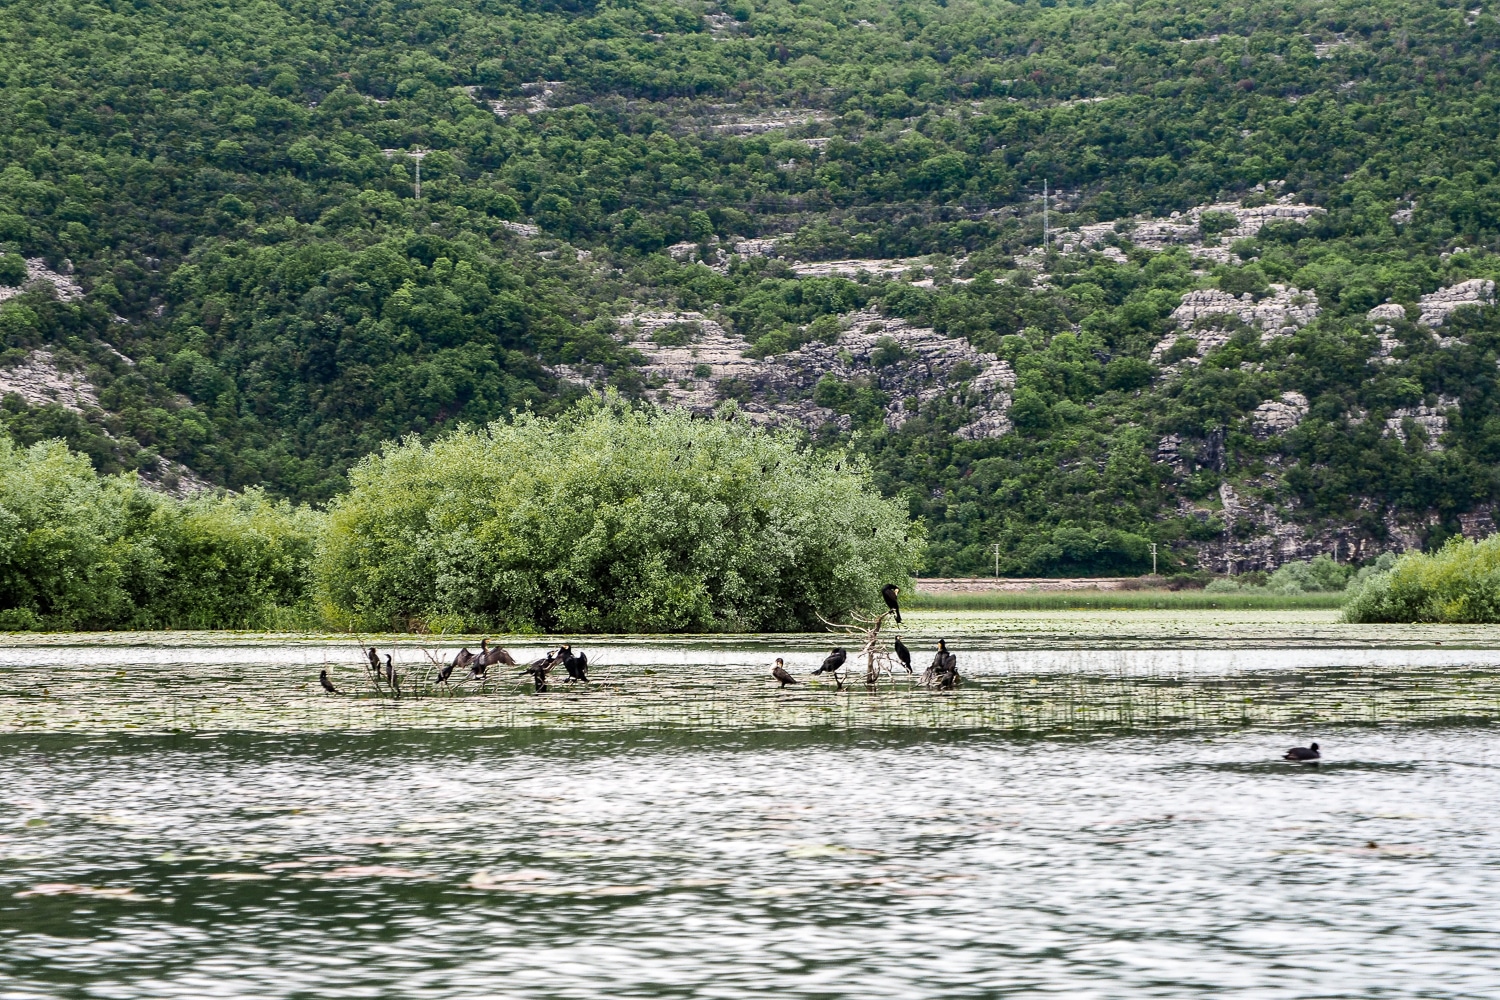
605;308;1014;438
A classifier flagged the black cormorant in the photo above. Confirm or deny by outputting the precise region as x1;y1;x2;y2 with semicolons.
319;670;340;694
560;645;590;682
813;647;847;675
893;636;912;673
881;583;902;624
772;658;798;688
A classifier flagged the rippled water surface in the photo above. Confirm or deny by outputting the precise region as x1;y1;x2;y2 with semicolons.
2;622;1499;997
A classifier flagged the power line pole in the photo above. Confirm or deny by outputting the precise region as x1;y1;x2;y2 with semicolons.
1042;178;1049;248
993;543;1001;579
1150;542;1158;576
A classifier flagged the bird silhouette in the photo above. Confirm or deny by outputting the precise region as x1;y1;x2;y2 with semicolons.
366;647;381;673
435;660;455;685
384;654;399;691
450;647;475;676
1283;742;1321;762
924;639;959;689
469;638;516;679
772;658;798;688
560;645;589;682
893;635;912;673
881;583;902;624
319;669;340;694
521;650;557;692
813;647;847;675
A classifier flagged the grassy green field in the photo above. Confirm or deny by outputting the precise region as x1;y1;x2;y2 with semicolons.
907;590;1349;612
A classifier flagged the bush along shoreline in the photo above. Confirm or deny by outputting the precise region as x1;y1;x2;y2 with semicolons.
1;396;923;633
1343;536;1500;624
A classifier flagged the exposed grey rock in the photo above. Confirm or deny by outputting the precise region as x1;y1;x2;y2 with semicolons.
1383;396;1459;450
612;308;1014;436
1251;391;1309;437
0;259;85;306
0;350;100;411
1417;278;1494;328
1152;284;1319;363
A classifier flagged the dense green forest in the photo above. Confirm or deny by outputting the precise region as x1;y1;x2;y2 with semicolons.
4;0;1500;577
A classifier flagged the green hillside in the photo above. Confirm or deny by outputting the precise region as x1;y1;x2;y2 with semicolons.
3;0;1500;575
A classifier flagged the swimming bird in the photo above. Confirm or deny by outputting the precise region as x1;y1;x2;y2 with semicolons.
559;645;589;682
881;583;902;624
1283;742;1321;762
772;658;798;688
319;670;340;694
813;647;847;676
893;635;912;673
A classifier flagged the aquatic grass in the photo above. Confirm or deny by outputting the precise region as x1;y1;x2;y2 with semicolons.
907;590;1349;612
2;644;1497;737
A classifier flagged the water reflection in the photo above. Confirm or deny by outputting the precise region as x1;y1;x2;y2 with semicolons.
2;728;1499;997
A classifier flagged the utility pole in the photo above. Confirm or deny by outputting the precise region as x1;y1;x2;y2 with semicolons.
1042;179;1049;248
382;147;431;199
993;543;1001;579
1150;542;1158;576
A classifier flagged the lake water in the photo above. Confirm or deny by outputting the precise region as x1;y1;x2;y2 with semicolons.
2;619;1499;998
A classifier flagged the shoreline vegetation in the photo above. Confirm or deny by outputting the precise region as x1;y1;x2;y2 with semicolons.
1;397;921;633
6;397;1500;630
908;590;1347;612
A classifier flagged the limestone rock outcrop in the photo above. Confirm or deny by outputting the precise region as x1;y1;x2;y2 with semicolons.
1252;392;1309;437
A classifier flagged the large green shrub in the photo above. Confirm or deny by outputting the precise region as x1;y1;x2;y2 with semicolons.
137;491;322;630
0;436;155;629
1343;536;1500;623
0;435;319;630
318;397;924;633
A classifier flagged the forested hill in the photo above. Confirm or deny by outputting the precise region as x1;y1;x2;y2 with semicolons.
4;0;1500;575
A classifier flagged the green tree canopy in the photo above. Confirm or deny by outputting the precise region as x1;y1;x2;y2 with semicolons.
319;395;924;632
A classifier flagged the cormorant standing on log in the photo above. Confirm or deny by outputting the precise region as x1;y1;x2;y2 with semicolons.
881;584;902;624
893;636;912;673
319;670;340;694
1283;742;1321;761
925;639;959;689
772;658;798;688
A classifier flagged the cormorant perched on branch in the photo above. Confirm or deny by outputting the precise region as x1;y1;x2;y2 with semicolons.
474;638;516;669
772;658;798;688
521;650;557;692
319;670;340;694
1283;742;1321;761
384;654;400;693
367;647;381;673
435;660;455;685
893;636;912;673
881;584;902;625
449;647;475;676
813;647;847;676
559;645;589;682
